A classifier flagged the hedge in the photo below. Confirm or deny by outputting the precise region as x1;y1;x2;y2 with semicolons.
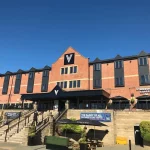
140;121;150;142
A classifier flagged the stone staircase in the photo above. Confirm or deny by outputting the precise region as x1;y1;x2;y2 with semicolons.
0;110;35;143
0;110;67;144
5;111;51;144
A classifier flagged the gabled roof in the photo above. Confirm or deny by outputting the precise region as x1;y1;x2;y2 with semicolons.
5;71;12;75
93;57;101;63
138;50;147;56
90;50;150;65
29;67;37;72
17;69;25;73
115;55;122;59
43;65;51;70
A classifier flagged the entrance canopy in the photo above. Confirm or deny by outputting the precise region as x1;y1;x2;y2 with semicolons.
21;85;110;101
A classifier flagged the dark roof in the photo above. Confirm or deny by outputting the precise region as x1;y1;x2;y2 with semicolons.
110;96;128;101
17;69;25;73
5;71;13;75
136;95;150;100
0;65;51;76
43;65;51;70
21;85;110;101
138;50;147;56
115;55;122;59
90;51;150;64
93;57;101;63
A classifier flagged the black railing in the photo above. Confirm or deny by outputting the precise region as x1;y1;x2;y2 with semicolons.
4;110;35;142
0;109;34;129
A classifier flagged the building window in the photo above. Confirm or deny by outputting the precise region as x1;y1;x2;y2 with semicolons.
61;82;63;88
73;81;76;88
29;72;33;79
70;67;73;74
69;66;77;74
42;84;46;91
140;75;149;85
43;70;48;77
16;74;21;80
61;68;64;74
77;80;80;87
57;82;60;86
115;61;123;69
115;77;124;86
65;68;68;74
94;63;101;71
139;57;148;66
64;81;67;88
69;81;72;88
74;66;77;73
94;79;101;87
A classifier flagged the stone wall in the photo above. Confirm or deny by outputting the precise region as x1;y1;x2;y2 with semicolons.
114;111;150;144
67;109;150;146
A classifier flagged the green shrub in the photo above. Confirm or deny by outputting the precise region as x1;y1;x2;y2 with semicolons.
28;125;36;137
61;118;83;134
143;133;150;142
140;121;150;142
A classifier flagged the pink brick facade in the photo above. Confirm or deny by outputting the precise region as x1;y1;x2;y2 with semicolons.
0;47;150;106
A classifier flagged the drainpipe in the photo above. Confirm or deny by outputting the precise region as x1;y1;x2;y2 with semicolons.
7;75;14;106
88;58;90;90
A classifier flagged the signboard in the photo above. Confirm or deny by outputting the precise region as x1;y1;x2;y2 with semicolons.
136;88;150;95
5;112;21;120
64;53;75;65
80;113;111;122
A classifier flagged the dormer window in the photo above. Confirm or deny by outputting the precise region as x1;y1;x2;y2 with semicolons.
140;75;150;85
139;57;148;66
16;74;21;80
115;61;123;69
43;70;49;77
94;63;101;71
29;72;33;79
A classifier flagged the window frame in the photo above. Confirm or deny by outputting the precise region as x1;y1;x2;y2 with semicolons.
29;72;34;79
43;70;49;77
94;79;101;87
61;68;64;74
77;80;80;88
115;77;124;87
140;74;150;85
64;81;67;88
94;63;101;71
69;81;73;88
115;60;123;69
65;67;68;74
139;57;148;66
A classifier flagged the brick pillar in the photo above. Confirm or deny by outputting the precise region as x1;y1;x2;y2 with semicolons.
22;126;30;146
65;100;69;109
49;114;54;136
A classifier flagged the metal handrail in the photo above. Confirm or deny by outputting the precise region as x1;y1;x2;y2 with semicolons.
4;110;35;142
0;109;34;129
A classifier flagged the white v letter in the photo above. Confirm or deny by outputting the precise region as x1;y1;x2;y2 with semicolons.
54;90;59;95
66;54;73;63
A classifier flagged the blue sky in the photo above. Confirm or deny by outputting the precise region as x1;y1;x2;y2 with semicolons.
0;0;150;73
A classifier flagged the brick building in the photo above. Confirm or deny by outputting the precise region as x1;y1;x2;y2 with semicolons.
0;47;150;110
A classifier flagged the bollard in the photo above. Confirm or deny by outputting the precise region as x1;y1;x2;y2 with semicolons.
129;140;131;150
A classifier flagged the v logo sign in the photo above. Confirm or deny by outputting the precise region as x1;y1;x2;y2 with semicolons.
54;90;59;95
66;54;73;63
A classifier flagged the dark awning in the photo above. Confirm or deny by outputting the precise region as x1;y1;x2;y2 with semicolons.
21;85;110;101
110;96;128;101
136;95;150;100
